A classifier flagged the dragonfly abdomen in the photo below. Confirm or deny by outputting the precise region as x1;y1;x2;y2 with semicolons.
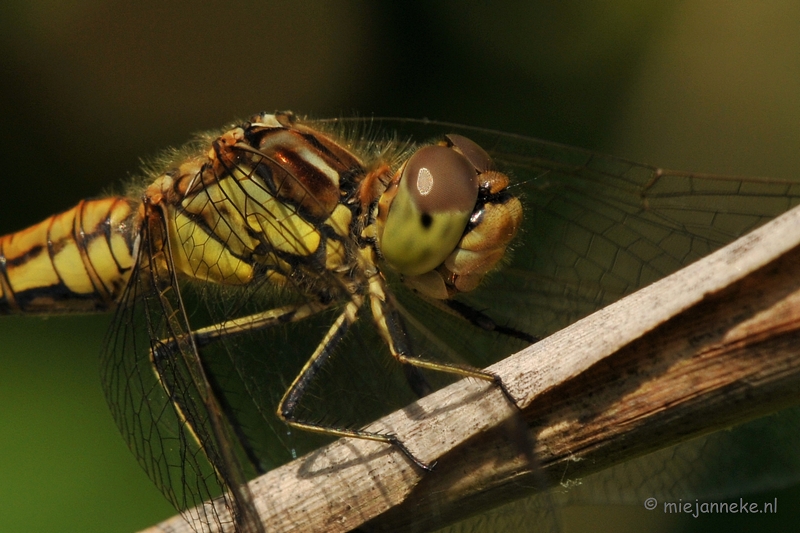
0;197;138;314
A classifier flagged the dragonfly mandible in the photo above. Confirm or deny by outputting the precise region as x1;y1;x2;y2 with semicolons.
2;111;800;532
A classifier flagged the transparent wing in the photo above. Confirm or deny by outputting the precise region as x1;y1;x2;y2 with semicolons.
319;118;800;527
329;117;800;339
317;116;800;383
442;406;800;533
101;204;266;532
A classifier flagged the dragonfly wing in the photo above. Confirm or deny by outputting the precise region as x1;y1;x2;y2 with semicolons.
101;213;265;533
319;117;800;524
557;403;800;505
445;123;800;511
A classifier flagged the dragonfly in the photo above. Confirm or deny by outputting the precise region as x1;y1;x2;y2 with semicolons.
2;111;800;532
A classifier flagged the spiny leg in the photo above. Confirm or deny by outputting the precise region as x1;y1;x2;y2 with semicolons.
190;301;332;347
374;281;539;468
277;297;434;471
407;291;538;345
369;276;519;406
444;299;539;344
149;300;334;473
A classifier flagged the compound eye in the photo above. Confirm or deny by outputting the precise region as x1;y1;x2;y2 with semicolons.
380;145;479;276
446;134;494;172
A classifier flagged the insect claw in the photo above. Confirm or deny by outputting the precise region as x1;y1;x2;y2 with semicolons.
493;373;520;408
387;435;435;472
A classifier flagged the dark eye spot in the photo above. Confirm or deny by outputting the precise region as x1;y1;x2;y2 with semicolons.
420;213;433;228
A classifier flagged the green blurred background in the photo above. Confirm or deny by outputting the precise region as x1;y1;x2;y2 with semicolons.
1;1;799;532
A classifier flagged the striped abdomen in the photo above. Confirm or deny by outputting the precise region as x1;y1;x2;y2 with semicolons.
0;197;138;314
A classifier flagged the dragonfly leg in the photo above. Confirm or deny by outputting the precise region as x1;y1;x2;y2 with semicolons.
369;277;520;407
148;300;334;474
277;297;435;471
444;299;539;344
189;300;332;347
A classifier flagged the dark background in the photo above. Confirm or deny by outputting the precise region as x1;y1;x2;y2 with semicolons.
1;2;799;532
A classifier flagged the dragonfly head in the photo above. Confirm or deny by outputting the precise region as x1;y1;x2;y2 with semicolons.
377;134;523;299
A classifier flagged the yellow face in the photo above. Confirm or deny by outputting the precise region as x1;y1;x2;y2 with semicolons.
378;134;523;299
380;143;480;276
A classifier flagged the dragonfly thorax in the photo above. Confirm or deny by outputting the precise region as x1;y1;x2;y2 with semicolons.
145;113;365;299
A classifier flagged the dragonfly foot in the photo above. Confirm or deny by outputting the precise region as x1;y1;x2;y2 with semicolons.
492;373;521;410
387;434;436;472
